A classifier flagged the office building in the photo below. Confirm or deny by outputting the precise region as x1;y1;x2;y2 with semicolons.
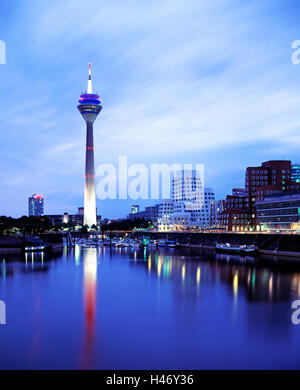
131;205;140;214
292;164;300;183
28;194;44;217
256;192;300;232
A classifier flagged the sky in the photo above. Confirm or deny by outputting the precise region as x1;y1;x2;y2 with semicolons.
0;0;300;218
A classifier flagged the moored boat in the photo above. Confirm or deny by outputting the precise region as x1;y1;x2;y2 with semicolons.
167;240;180;248
25;245;47;252
157;239;166;247
215;243;257;255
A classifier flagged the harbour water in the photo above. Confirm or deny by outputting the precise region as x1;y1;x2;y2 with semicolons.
0;246;299;369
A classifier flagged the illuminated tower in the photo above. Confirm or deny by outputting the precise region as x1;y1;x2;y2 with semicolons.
78;64;102;227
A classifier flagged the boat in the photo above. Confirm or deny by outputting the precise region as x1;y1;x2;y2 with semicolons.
147;240;158;248
24;245;47;252
130;241;141;248
168;241;180;248
157;239;166;247
215;243;257;255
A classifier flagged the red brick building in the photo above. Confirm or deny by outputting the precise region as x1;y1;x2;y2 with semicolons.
217;190;252;232
218;161;299;232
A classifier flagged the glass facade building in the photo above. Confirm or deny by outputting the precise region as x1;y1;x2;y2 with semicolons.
292;164;300;183
28;194;44;217
256;193;300;231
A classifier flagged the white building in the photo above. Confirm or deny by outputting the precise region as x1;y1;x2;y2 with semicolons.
157;199;174;231
157;170;215;231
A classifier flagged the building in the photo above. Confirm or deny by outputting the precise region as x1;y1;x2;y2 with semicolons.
216;161;299;232
46;207;101;227
77;64;102;227
128;204;159;222
157;200;174;231
46;214;64;226
156;170;214;231
172;169;204;208
245;160;295;230
245;160;291;210
28;194;44;217
189;188;215;229
217;190;252;232
78;207;84;216
210;199;225;228
232;188;245;197
157;188;215;232
131;205;140;214
292;164;300;183
256;192;300;232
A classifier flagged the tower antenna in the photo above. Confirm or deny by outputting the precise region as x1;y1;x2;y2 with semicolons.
87;63;93;94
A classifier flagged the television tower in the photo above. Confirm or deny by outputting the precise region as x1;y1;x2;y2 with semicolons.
78;64;102;227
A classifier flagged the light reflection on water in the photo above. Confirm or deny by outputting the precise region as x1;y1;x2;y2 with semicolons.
0;246;300;369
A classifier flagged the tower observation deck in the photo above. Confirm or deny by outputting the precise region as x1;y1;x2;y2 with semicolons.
78;64;102;227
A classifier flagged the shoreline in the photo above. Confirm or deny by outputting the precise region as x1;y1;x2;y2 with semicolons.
0;243;300;260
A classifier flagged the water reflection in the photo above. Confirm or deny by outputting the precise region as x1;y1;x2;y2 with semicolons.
128;247;300;304
81;249;97;369
1;247;300;369
196;266;201;286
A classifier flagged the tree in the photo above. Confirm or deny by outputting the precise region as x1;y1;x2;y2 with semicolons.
81;225;89;233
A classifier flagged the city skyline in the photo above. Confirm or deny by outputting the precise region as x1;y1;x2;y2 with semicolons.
1;1;300;374
1;1;300;219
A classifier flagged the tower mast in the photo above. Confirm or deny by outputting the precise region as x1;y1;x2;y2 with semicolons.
78;64;102;227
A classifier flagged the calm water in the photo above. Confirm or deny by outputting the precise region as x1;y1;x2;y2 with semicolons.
0;246;300;370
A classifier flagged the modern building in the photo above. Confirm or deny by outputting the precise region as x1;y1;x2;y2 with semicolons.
156;169;214;231
28;194;44;217
157;200;175;231
245;160;295;230
292;164;300;184
215;161;299;232
172;169;204;209
157;188;215;232
218;206;252;233
46;207;101;228
78;64;102;227
128;204;159;222
131;205;140;214
210;199;225;228
245;160;291;210
217;189;252;232
256;192;300;232
232;188;246;197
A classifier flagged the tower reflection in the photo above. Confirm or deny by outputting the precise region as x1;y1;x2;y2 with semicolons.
81;248;97;369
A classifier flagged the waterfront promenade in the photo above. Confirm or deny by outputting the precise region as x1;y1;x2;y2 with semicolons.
1;231;300;261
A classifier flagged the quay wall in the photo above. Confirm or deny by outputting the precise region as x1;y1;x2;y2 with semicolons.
132;232;300;257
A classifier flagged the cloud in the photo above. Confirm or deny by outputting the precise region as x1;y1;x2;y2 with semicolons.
1;0;300;217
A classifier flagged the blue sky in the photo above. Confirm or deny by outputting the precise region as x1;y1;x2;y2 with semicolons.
0;0;300;218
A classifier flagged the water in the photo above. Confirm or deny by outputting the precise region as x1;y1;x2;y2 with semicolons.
0;246;300;370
